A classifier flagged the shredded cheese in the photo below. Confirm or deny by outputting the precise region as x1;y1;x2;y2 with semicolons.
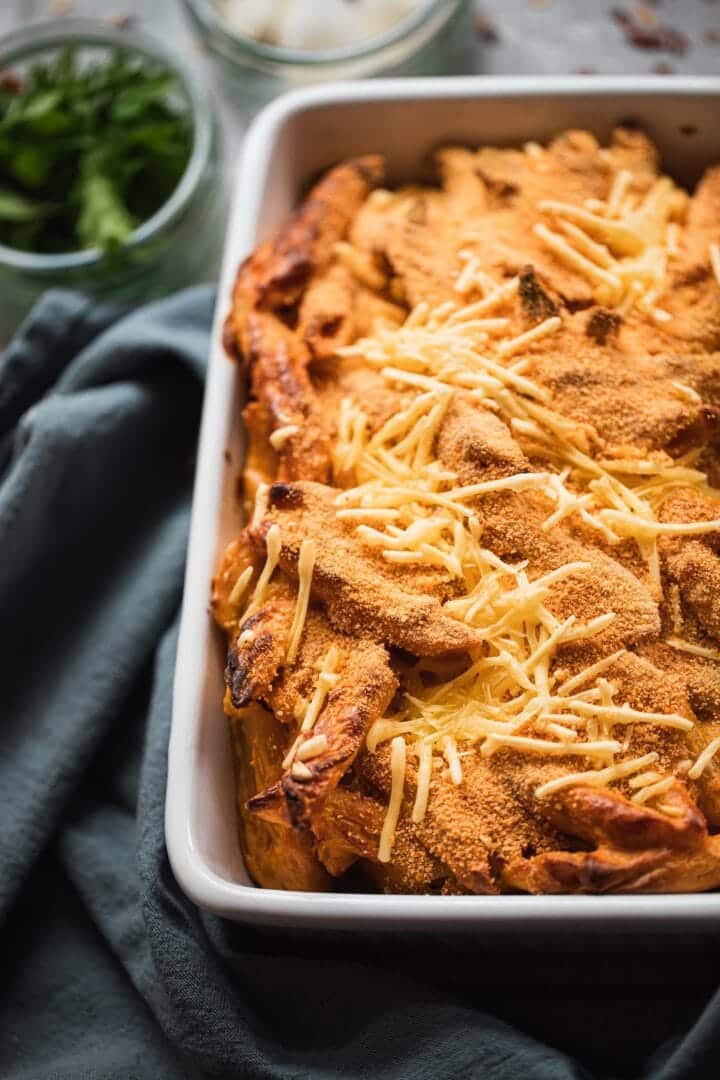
594;510;720;539
285;539;316;665
534;223;622;297
606;169;633;217
671;381;702;405
496;315;562;357
300;648;340;734
631;776;675;805
228;565;254;608
290;761;313;781
710;242;720;288
556;650;626;695
628;770;664;790
667;637;720;662
455;253;483;295
535;752;659;798
688;736;720;780
378;737;406;862
537;200;644;255
442;735;463;784
556;218;615;268
448;276;519;317
412;740;434;823
282;648;341;768
657;803;684;818
269;424;299;450
536;172;685;316
243;524;281;618
296;733;329;762
524;141;544;159
482;734;621;759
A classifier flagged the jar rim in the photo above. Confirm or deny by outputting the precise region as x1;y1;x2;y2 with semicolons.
182;0;455;68
0;17;214;273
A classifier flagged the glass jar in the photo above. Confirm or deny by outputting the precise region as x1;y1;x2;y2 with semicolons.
181;0;473;109
0;18;223;341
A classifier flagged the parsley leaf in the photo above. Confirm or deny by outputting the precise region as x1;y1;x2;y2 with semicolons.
76;159;135;253
0;184;55;222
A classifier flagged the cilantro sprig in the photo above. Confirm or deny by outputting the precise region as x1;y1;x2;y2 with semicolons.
0;45;193;255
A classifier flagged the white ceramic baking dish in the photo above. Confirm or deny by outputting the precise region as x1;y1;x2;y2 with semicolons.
167;76;720;929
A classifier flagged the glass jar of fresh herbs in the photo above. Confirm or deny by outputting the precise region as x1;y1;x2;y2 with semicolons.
0;19;223;340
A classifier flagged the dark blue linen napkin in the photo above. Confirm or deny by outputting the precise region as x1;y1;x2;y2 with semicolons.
1;289;719;1080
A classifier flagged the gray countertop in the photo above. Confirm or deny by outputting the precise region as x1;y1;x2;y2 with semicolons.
4;2;720;85
2;1;719;176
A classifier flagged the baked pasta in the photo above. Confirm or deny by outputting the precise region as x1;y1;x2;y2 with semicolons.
213;129;720;895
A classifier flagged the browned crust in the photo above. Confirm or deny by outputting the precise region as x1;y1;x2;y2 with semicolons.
226;155;384;351
229;703;332;891
210;530;259;633
225;583;294;709
504;784;720;894
247;630;397;829
243;311;331;482
224;157;385;484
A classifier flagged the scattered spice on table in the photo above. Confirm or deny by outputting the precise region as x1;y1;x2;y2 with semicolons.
474;12;500;44
612;7;690;54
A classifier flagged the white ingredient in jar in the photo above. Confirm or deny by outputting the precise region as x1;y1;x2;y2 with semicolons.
218;0;423;51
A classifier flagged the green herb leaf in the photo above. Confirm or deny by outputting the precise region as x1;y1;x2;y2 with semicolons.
11;145;52;188
111;75;175;122
76;162;135;253
50;45;77;87
22;90;64;126
0;184;53;222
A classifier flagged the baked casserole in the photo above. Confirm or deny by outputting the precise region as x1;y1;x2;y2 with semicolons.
213;128;720;895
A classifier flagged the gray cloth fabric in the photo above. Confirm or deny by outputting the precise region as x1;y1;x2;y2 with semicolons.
1;289;719;1080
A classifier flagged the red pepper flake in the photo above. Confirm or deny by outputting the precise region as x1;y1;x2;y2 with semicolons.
474;12;500;45
0;68;23;94
612;8;690;54
704;27;720;43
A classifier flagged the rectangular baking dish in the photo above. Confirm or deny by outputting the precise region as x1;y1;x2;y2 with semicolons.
167;75;720;929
